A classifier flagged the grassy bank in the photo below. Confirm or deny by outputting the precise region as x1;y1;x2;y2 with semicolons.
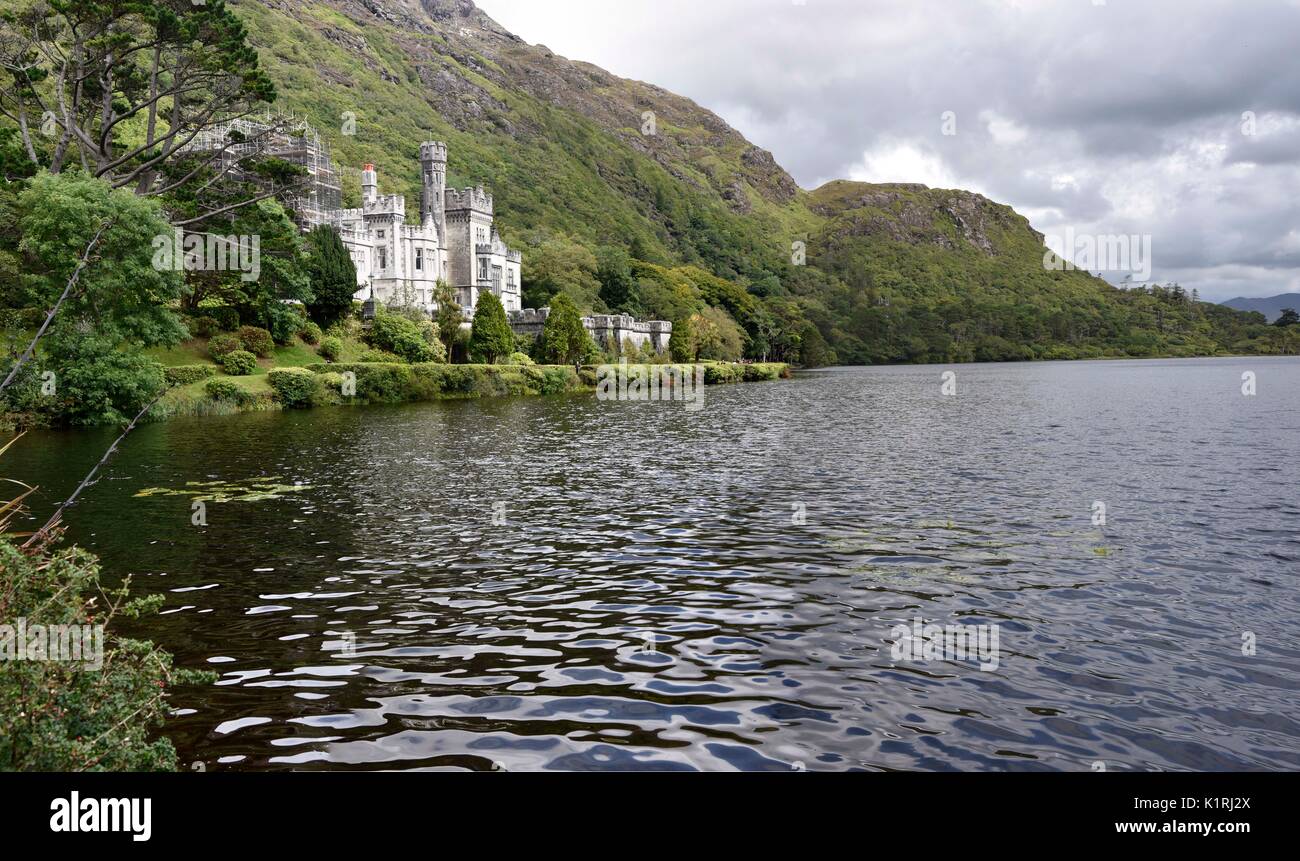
147;333;790;420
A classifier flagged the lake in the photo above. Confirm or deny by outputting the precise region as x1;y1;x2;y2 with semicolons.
8;357;1300;771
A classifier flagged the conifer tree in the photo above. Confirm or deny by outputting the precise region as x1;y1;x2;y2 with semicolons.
305;226;357;327
538;293;597;365
468;291;514;364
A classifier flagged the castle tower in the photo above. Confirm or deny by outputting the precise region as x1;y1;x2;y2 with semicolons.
361;163;378;206
419;142;448;243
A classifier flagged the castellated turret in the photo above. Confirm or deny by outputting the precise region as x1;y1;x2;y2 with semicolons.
361;163;378;205
419;142;448;241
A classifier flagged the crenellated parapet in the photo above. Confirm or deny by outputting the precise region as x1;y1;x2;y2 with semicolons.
363;193;406;218
445;186;494;214
508;309;674;354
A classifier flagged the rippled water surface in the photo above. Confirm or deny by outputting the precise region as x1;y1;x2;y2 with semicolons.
10;358;1300;771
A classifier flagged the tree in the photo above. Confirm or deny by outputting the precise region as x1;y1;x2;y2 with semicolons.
798;322;837;368
0;0;275;202
181;198;311;342
305;226;357;327
1275;308;1299;328
538;293;597;365
434;280;465;360
669;313;696;362
468;291;514;364
14;172;186;345
519;231;600;311
596;246;640;315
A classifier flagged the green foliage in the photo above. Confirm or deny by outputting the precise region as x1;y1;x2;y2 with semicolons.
11;172;187;348
268;367;316;407
468;292;514;364
208;332;241;360
506;352;535;366
434;280;465;360
302;362;586;402
596;246;640;315
798;323;837;368
368;309;443;364
204;378;254;405
1276;308;1299;328
520;231;601;311
669;314;695;362
299;320;323;345
42;331;167;426
163;365;218;387
537;293;597;365
236;326;275;358
221;350;258;376
0;540;216;771
317;335;343;362
188;316;222;338
182;200;311;343
304;226;357;327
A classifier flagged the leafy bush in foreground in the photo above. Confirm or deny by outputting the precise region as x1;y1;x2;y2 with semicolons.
0;541;215;771
268;368;316;407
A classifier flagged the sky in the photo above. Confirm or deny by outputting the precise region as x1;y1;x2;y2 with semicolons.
478;0;1300;301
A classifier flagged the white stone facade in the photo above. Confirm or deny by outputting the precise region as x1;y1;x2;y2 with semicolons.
327;143;521;316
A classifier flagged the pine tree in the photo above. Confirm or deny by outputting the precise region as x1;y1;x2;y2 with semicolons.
469;291;514;364
539;293;597;365
305;225;358;327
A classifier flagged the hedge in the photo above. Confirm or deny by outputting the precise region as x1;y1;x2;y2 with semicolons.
163;364;218;387
302;362;587;403
204;378;255;406
267;367;316;408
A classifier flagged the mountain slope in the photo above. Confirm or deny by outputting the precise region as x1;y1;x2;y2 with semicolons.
1223;294;1300;322
232;0;1295;363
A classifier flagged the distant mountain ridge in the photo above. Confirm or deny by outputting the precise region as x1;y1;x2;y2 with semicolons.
1222;294;1300;322
228;0;1296;362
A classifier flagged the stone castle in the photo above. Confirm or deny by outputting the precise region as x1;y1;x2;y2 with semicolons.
329;143;522;316
186;115;669;351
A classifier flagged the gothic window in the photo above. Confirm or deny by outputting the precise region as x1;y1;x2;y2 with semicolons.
379;248;387;270
378;230;386;239
415;248;424;271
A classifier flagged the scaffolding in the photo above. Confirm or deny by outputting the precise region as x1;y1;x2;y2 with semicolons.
181;110;342;228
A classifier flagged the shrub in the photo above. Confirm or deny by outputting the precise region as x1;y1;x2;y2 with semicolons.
368;311;441;364
0;541;215;770
205;378;253;405
222;350;258;376
358;347;401;363
188;316;221;338
300;321;323;345
268;367;316;407
506;352;535;366
318;336;343;361
200;306;240;332
237;326;275;358
163;364;217;387
208;332;241;360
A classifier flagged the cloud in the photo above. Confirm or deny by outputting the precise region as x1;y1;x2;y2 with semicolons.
479;0;1300;301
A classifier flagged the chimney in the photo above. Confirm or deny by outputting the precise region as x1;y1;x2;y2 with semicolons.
362;163;378;205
